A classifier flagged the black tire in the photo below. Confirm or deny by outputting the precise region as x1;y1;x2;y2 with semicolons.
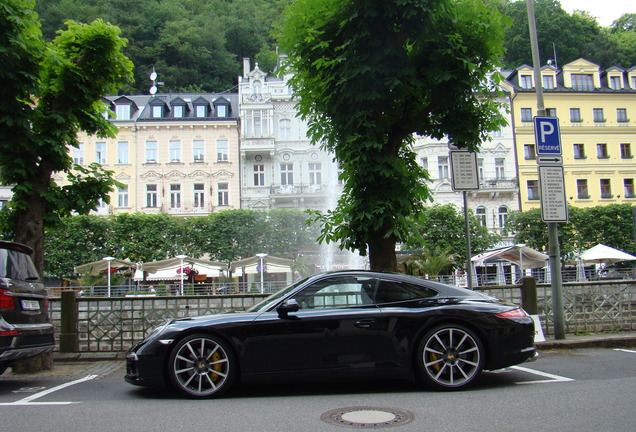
416;324;484;390
168;333;236;398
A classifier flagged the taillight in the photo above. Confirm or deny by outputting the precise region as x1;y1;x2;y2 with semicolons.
0;289;15;310
0;330;19;336
496;308;529;318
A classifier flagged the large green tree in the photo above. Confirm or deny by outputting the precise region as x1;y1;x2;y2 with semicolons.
279;0;509;271
0;0;133;273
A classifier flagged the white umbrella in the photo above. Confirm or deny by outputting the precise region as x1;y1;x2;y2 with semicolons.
579;244;636;264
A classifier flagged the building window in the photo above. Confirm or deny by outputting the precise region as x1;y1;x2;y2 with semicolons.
610;76;621;90
117;141;129;164
193;184;205;208
620;143;632;159
476;207;487;227
170;184;181;208
73;143;84;165
577;179;589;199
420;157;428;171
573;143;586;159
495;158;505;179
117;185;129;208
217;183;229;206
115;104;131;120
145;141;157;163
245;110;270;137
498;206;508;228
477;158;484;181
279;119;291;140
617;108;628;123
253;164;265;186
524;144;536;160
437;156;449;179
173;105;184;118
309;162;322;185
520;75;533;89
216;140;229;162
593;108;605;122
546;108;557;117
570;108;582;122
193;140;205;162
195;105;207;117
95;142;106;164
169;140;181;162
152;105;162;118
542;75;555;89
492;129;503;138
600;179;612;198
146;184;157;207
632;76;636;90
571;73;594;91
521;108;533;122
624;179;635;198
596;143;609;159
280;163;294;185
527;180;539;200
216;104;227;118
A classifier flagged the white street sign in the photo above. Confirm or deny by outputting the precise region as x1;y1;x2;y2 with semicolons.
538;165;568;222
450;151;479;190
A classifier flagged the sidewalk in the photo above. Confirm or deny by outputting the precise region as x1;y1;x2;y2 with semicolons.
536;331;636;350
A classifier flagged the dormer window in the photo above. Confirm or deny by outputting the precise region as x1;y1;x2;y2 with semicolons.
213;97;231;118
152;105;163;118
116;104;131;120
571;74;594;91
542;75;555;89
173;105;184;118
195;105;207;117
609;76;621;90
520;74;533;89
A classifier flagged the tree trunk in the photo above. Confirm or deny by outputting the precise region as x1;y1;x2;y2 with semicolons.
367;232;398;272
14;198;46;276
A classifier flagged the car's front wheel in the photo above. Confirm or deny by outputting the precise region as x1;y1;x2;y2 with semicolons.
416;324;484;390
168;333;236;398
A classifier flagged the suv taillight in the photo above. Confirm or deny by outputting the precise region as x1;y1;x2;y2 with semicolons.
0;289;15;309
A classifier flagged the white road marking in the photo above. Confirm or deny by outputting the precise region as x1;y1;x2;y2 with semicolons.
614;348;636;354
0;374;98;406
511;365;575;384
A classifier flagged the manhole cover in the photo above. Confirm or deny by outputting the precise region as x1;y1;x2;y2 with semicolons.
321;406;415;428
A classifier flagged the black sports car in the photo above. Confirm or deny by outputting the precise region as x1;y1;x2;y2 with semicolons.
125;271;537;398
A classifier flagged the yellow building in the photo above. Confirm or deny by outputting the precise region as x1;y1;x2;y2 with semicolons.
506;58;636;210
64;93;241;216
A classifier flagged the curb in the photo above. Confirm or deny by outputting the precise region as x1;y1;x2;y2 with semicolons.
536;333;636;350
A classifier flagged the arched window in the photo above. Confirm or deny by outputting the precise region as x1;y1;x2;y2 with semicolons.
498;206;509;228
476;207;487;227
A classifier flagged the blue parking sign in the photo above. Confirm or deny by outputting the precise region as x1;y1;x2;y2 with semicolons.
534;116;561;155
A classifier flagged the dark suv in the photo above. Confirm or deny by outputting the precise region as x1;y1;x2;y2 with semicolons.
0;241;55;375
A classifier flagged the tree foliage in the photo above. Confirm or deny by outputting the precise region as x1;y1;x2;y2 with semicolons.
279;0;509;271
505;204;636;259
34;0;292;93
500;0;636;69
0;1;133;273
404;204;501;267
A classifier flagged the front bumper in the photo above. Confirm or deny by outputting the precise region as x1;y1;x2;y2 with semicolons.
125;339;172;388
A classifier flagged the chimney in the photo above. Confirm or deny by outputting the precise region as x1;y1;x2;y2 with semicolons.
243;58;251;78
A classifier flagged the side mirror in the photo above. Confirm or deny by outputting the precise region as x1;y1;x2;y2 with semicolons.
277;299;300;317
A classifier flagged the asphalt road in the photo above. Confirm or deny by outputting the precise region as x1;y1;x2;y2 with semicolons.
1;347;635;432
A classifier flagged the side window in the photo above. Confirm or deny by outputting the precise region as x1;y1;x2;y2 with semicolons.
374;280;438;304
291;276;377;309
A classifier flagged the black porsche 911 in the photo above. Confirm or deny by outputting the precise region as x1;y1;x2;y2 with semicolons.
125;271;537;398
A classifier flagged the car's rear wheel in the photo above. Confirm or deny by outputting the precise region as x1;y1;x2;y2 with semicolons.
417;324;484;390
168;333;236;398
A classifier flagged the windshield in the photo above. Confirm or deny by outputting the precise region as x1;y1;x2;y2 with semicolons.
247;277;308;312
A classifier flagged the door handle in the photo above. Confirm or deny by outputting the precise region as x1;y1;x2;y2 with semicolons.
354;319;377;328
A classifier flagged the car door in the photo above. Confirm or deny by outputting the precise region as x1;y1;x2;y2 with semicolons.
247;275;382;374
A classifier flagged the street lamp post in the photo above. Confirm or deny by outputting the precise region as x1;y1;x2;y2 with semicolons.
176;254;187;296
256;253;267;293
103;256;115;297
